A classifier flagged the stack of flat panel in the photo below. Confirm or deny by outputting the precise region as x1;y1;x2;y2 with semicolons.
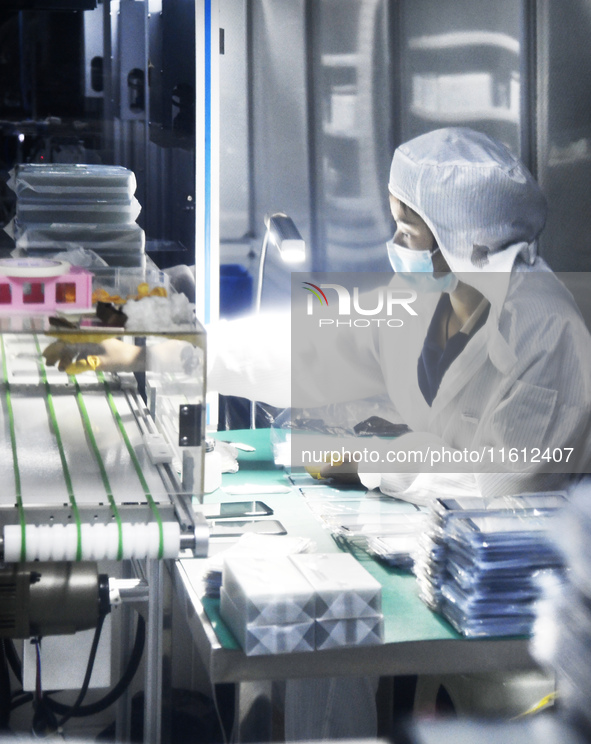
9;164;145;268
439;511;563;637
413;493;566;615
16;223;145;267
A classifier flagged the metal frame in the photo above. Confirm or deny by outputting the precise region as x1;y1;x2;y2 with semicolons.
113;558;174;744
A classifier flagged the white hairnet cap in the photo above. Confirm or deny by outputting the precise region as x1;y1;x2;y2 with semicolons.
388;128;547;283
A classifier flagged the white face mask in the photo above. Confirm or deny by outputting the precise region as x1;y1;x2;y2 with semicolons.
387;240;458;293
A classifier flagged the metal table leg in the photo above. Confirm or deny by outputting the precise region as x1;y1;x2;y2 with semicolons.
234;680;274;743
143;559;173;744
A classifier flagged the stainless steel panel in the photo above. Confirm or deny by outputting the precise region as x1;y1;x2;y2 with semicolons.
110;0;121;117
399;0;524;157
83;4;104;99
145;0;195;260
233;0;396;293
310;0;394;272
239;0;531;278
219;0;250;240
248;0;311;303
118;0;148;122
535;0;591;271
250;1;310;234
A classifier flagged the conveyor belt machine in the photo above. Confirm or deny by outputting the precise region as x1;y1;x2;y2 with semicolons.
0;315;209;638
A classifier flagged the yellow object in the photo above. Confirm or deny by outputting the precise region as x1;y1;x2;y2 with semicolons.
64;355;101;375
92;283;168;306
92;287;111;303
149;286;167;297
511;691;558;719
305;453;342;480
65;354;101;375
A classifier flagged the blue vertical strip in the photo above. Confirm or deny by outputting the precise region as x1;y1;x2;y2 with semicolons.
204;0;212;324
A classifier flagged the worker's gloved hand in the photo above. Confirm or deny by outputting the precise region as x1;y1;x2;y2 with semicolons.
305;450;361;485
43;340;103;373
43;338;144;375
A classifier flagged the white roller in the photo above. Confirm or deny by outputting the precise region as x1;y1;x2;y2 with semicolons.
81;523;114;561
81;524;98;560
37;525;56;562
3;522;181;561
64;524;80;560
80;524;95;560
147;523;161;559
24;525;37;561
162;521;181;559
134;522;149;559
121;523;137;559
106;523;121;559
3;525;24;562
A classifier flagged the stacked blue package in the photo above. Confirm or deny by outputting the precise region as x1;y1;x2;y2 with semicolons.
413;492;567;614
440;513;564;637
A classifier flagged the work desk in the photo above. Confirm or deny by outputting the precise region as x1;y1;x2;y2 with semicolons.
174;428;535;685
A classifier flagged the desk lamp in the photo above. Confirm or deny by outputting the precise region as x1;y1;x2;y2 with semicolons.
255;212;306;312
252;212;306;427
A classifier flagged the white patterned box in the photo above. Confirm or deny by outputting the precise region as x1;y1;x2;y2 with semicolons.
290;553;382;619
220;588;315;655
222;555;316;626
315;615;384;650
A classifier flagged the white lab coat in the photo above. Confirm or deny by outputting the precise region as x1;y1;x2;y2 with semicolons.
290;264;591;497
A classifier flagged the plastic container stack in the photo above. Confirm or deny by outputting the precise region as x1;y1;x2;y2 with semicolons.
220;552;383;655
413;493;567;635
533;479;591;733
7;164;146;268
440;512;563;637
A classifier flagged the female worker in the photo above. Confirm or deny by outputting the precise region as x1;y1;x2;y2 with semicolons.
207;127;591;500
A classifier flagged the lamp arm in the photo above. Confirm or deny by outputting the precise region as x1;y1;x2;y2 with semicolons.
254;228;270;314
251;228;270;428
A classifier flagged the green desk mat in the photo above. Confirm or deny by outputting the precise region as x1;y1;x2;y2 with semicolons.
202;429;460;650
